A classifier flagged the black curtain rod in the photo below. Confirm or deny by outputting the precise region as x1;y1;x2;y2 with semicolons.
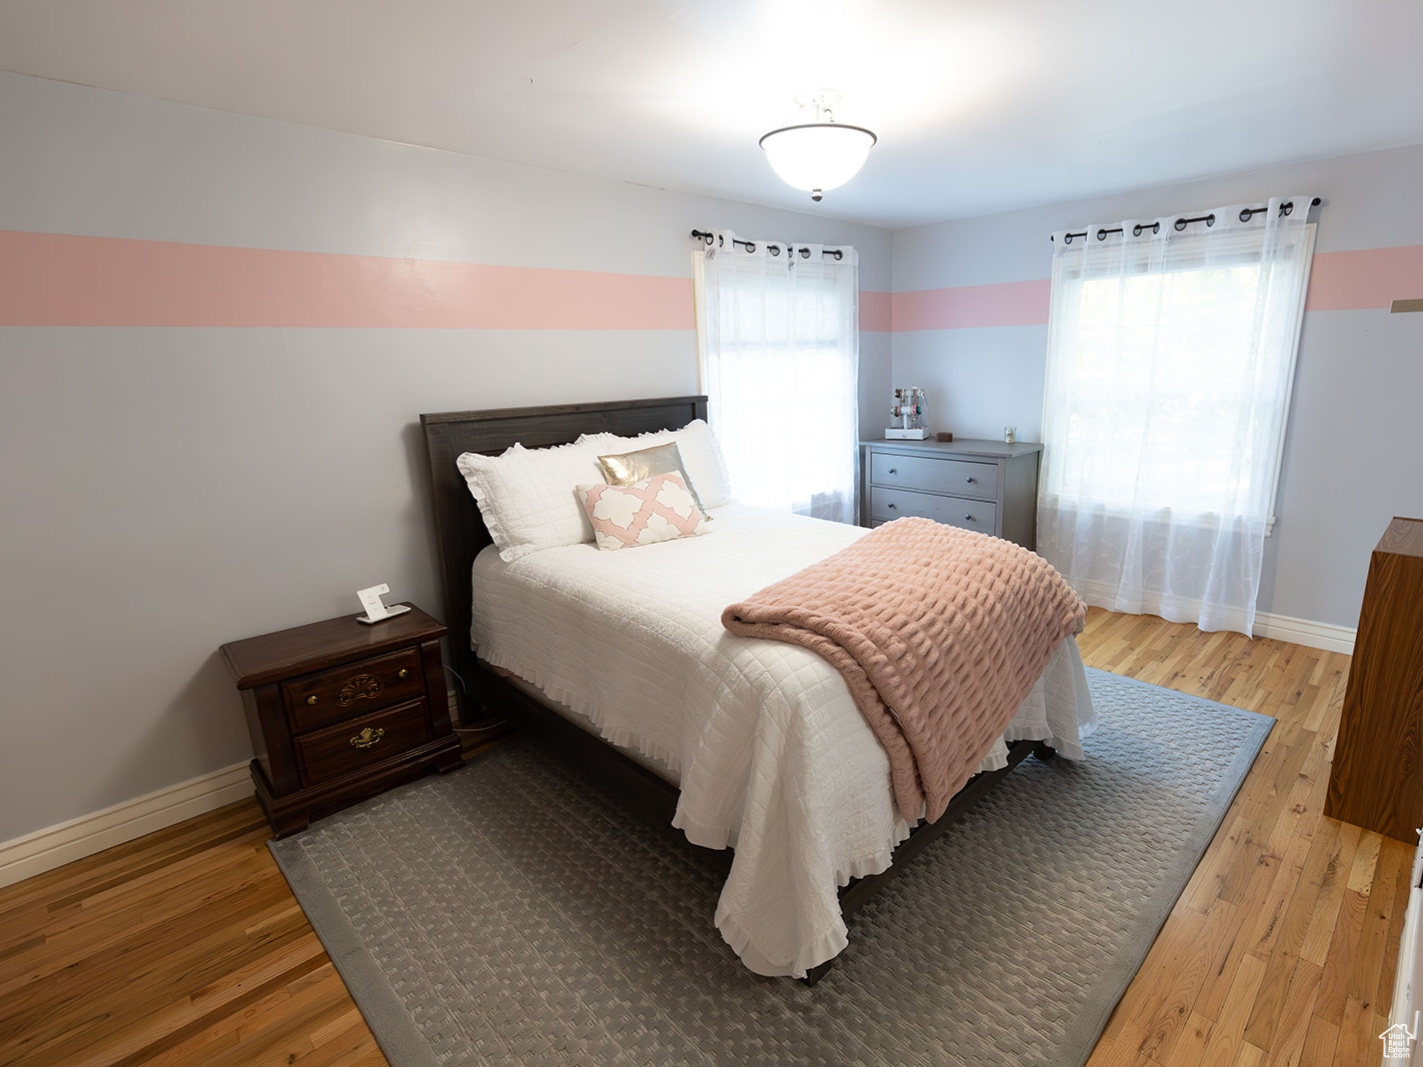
1053;197;1322;244
690;229;845;261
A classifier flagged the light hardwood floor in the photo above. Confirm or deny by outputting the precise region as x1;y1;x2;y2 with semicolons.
0;608;1409;1065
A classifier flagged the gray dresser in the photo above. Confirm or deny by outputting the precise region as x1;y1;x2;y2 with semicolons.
860;439;1043;549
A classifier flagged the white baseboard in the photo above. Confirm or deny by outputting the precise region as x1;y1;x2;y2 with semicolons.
0;687;470;890
0;761;253;889
1073;578;1357;656
1253;611;1356;656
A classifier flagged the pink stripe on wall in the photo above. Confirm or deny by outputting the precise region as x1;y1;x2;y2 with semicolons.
0;230;694;329
891;279;1051;331
881;243;1423;331
859;290;892;332
8;230;1416;331
1305;245;1423;312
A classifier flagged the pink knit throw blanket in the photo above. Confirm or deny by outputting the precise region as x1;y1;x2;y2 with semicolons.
722;517;1085;823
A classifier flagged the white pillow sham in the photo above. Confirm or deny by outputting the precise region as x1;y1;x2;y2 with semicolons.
455;438;607;562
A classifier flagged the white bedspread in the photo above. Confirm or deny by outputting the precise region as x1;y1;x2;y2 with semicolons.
470;505;1096;977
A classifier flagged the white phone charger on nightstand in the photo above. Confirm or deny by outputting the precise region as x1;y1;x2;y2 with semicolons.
355;583;411;624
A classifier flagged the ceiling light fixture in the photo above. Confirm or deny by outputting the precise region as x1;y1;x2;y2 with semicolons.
759;90;876;203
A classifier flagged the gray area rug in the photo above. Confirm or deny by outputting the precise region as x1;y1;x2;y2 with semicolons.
271;668;1272;1067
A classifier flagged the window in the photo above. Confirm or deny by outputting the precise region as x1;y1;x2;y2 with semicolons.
692;232;859;524
1038;198;1316;634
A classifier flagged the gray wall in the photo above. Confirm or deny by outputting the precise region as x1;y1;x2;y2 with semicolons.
0;72;891;844
891;145;1423;630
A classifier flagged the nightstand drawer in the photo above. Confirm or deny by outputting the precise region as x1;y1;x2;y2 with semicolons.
295;699;432;786
283;648;426;733
870;453;998;500
870;486;998;535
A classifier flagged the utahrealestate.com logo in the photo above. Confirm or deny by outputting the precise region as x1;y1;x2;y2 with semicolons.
1382;1014;1419;1061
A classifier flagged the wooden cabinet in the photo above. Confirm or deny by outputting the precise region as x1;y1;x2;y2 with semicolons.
221;604;464;836
1325;517;1423;842
861;439;1043;549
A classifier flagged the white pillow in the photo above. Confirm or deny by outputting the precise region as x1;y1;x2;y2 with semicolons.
579;419;732;509
455;438;607;562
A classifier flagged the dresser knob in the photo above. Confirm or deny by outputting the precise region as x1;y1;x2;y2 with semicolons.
306;695;318;705
887;502;897;510
964;514;973;521
397;668;409;679
965;476;974;483
887;467;897;474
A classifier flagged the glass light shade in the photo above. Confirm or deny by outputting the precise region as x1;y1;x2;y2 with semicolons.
759;121;876;196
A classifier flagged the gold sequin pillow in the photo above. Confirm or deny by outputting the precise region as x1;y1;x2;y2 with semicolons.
597;442;711;518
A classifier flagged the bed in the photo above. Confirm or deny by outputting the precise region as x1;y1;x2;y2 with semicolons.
420;395;1095;980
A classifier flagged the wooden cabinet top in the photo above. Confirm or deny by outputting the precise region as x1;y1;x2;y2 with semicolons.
220;604;446;689
862;438;1042;460
1377;516;1423;559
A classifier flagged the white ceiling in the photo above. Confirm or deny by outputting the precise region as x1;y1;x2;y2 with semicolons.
3;0;1422;229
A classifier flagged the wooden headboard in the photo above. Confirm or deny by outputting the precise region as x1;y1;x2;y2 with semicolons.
420;395;708;724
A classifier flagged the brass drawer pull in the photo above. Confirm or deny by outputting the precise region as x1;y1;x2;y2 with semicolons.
349;727;385;750
398;668;409;679
307;695;318;705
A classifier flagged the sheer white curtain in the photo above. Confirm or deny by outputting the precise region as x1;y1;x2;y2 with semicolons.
693;230;860;524
1038;197;1316;635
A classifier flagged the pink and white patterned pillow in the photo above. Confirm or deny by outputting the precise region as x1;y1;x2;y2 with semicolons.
575;472;709;551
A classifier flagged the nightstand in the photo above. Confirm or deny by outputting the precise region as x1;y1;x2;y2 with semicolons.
221;604;464;836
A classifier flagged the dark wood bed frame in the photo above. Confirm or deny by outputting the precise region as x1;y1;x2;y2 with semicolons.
419;394;1050;982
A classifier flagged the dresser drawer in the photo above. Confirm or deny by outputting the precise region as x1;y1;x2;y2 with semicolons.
870;452;998;500
283;647;426;733
294;699;432;786
870;486;998;536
